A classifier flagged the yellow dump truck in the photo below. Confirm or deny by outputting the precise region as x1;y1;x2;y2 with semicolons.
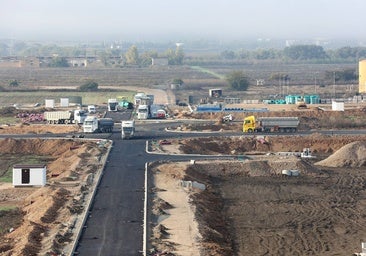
243;115;299;133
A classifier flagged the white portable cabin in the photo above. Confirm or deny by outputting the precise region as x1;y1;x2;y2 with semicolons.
45;99;55;108
60;98;69;107
13;164;47;187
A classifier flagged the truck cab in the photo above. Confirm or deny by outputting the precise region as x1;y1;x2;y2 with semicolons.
121;120;135;139
243;115;258;132
137;105;149;120
74;109;88;124
83;116;98;133
108;99;119;112
88;105;96;113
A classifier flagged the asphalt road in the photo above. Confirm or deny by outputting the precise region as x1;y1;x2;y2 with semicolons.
75;135;147;256
74;117;237;256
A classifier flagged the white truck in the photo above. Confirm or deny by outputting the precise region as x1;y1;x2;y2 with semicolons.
83;116;114;133
88;105;96;113
137;105;149;120
121;120;135;139
108;99;119;112
44;110;87;124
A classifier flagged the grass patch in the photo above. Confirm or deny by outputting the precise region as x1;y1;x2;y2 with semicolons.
0;207;23;234
190;66;225;79
0;155;53;183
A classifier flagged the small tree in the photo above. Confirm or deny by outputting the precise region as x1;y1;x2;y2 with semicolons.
225;71;250;91
172;78;184;86
79;81;99;91
126;45;139;65
9;80;20;87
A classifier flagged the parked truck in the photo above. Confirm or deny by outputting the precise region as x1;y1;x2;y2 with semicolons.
149;104;166;119
88;105;96;113
121;120;135;139
137;105;149;120
108;99;119;112
243;115;299;133
83;116;114;133
44;110;87;124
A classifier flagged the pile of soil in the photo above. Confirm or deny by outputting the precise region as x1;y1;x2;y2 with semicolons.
0;123;80;134
152;156;366;255
315;141;366;167
0;138;109;255
176;134;366;156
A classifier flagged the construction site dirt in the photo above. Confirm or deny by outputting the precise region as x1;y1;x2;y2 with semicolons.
2;107;366;255
150;134;366;255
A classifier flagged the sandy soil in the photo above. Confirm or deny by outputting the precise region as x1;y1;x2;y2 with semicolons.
0;123;80;134
150;136;366;255
2;104;366;255
0;137;110;256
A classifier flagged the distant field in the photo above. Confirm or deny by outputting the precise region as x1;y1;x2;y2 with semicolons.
0;62;359;107
0;90;137;107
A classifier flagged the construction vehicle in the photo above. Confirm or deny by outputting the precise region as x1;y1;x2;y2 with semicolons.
222;114;233;122
108;99;119;112
44;110;87;124
83;116;114;133
243;115;299;133
121;120;135;139
296;99;308;109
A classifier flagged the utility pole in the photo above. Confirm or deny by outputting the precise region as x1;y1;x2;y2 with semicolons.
333;71;336;99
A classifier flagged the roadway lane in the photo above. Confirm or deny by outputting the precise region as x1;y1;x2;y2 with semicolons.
76;135;147;256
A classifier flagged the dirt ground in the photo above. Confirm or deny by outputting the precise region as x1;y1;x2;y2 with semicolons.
150;135;366;255
2;105;366;255
0;137;110;256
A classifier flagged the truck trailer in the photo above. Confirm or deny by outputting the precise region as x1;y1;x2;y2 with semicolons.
149;104;166;119
44;110;87;124
243;115;299;133
83;116;114;133
121;120;135;139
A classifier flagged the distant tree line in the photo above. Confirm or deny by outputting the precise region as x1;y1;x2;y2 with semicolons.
2;40;366;66
0;42;184;67
219;45;366;63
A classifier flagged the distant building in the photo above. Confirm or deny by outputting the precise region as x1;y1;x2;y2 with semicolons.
359;60;366;93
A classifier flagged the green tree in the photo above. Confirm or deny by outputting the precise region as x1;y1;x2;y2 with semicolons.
49;57;69;67
225;71;250;91
220;50;236;60
126;45;139;65
79;81;99;91
166;45;185;65
9;80;20;87
172;78;184;86
175;45;184;65
284;45;328;60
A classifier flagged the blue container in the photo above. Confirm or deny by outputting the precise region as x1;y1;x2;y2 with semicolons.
304;95;311;104
310;95;320;104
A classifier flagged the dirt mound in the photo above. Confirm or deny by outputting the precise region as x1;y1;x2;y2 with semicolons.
315;141;366;167
0;124;80;134
175;134;366;156
0;138;109;255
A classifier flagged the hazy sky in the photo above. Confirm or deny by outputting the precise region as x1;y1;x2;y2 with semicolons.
1;0;365;41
